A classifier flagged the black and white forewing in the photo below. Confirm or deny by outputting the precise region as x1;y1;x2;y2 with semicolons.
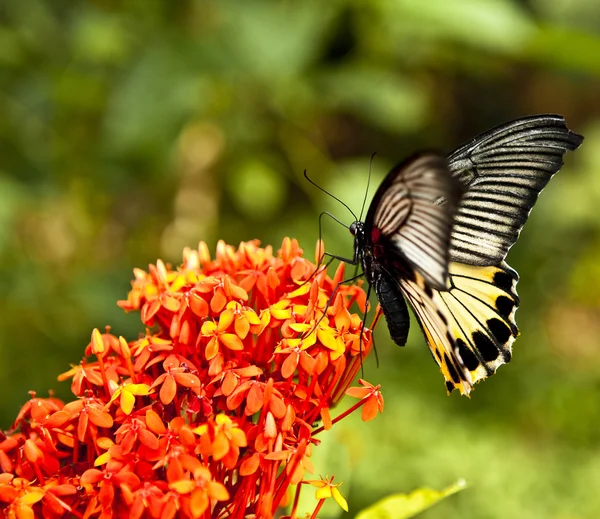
447;114;583;265
366;153;463;290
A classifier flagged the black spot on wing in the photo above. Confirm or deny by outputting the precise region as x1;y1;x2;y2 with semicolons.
473;331;500;361
496;295;515;319
446;380;455;392
488;318;513;344
455;338;480;371
493;271;515;293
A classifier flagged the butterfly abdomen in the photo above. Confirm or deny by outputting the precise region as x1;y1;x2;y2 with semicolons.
374;274;411;346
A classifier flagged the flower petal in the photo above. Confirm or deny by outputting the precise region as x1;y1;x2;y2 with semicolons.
146;409;167;435
120;390;136;415
87;407;114;429
281;351;299;379
239;453;260;476
205;337;219;360
189;292;209;318
169;480;195;495
332;486;349;511
190;488;210;517
218;308;235;331
208;481;230;501
174;372;201;388
346;387;369;399
317;329;338;351
211;289;227;313
362;395;381;421
160;376;177;405
235;316;250;340
220;334;244;351
201;320;217;335
315;485;332;500
212;432;230;461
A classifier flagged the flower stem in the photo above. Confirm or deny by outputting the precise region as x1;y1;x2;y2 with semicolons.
313;397;366;435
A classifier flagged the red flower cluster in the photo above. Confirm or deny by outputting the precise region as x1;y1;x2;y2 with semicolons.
0;239;383;518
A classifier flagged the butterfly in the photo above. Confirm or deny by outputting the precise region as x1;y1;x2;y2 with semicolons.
327;115;583;395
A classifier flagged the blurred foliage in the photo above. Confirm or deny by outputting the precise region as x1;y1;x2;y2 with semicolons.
1;0;600;517
354;480;466;519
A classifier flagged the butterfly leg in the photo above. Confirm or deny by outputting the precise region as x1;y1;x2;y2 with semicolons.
318;270;365;319
299;248;359;287
303;271;365;340
368;302;382;369
357;281;376;378
320;250;358;265
300;255;336;287
301;210;357;286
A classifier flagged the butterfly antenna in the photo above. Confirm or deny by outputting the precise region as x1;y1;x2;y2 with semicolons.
319;211;349;230
358;153;376;222
300;211;350;288
304;170;358;222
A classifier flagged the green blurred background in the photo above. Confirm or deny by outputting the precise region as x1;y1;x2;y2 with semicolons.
2;0;600;517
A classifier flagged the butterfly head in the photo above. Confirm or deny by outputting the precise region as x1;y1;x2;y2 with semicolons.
349;221;363;237
349;220;366;245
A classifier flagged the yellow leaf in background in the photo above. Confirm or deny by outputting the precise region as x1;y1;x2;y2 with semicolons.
355;480;467;519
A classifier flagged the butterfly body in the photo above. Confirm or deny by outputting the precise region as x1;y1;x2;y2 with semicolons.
336;115;583;395
350;220;412;346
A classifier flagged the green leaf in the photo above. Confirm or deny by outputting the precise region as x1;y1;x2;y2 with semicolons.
355;480;467;519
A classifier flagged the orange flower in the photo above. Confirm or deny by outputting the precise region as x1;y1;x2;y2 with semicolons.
151;354;201;405
1;239;382;519
346;379;385;421
200;308;244;360
0;476;45;519
193;414;247;469
169;466;229;517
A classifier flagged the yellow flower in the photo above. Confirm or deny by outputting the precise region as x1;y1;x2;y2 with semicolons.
105;382;153;415
307;476;348;511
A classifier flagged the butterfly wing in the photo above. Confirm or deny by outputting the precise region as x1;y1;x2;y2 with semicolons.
447;114;584;265
398;261;519;395
364;152;463;290
362;116;581;395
